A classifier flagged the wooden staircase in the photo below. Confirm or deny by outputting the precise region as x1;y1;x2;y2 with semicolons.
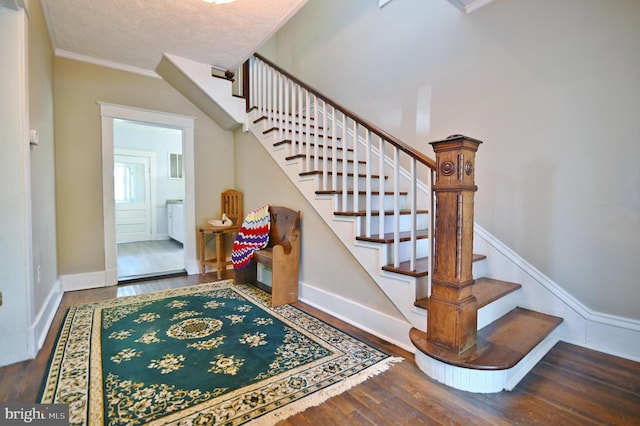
241;53;563;393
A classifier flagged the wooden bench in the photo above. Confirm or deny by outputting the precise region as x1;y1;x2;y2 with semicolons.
235;206;301;306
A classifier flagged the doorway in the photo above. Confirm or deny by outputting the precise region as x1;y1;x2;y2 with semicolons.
113;120;185;280
100;103;197;286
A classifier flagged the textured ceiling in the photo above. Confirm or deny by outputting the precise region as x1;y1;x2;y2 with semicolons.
41;0;308;72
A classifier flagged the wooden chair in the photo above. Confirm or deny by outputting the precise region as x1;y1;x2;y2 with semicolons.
199;190;243;278
221;189;243;227
235;206;301;306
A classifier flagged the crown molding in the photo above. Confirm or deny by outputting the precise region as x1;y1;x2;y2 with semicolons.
55;49;160;79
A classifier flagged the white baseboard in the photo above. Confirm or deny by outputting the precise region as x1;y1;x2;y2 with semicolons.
30;280;63;354
581;313;640;362
60;270;111;291
299;281;414;352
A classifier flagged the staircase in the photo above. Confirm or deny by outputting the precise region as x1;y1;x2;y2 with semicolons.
168;53;564;393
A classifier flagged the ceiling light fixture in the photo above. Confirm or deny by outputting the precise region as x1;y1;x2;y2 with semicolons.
203;0;236;4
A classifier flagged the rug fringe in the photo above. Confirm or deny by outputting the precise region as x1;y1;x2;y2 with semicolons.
249;356;403;425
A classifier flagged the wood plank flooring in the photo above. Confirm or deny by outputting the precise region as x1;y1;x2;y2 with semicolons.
1;273;638;425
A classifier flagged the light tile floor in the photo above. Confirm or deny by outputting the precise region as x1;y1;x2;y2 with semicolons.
117;239;184;279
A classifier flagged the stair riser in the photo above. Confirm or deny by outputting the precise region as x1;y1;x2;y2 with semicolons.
336;194;408;212
299;160;370;175
315;175;386;191
287;147;357;163
357;214;430;235
380;240;430;264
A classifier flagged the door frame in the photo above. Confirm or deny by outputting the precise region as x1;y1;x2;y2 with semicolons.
99;103;196;285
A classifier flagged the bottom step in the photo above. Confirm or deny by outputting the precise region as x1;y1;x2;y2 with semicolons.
410;307;563;393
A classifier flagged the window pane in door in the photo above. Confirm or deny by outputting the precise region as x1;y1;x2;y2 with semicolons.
114;162;145;203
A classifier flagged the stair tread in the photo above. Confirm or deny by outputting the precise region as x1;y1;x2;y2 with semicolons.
265;128;341;140
356;229;429;243
274;139;353;152
384;257;430;277
384;253;486;278
265;121;325;130
286;154;366;164
301;171;387;179
335;209;429;217
414;276;521;309
410;307;563;370
252;113;316;124
316;190;409;196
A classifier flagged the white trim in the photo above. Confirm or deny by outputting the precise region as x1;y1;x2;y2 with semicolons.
31;280;63;352
379;0;393;8
55;49;160;79
464;0;496;13
99;103;198;286
61;271;109;292
299;281;414;352
0;0;20;10
582;313;640;362
15;6;37;358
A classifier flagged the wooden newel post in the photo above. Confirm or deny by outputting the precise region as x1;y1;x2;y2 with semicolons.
428;134;482;354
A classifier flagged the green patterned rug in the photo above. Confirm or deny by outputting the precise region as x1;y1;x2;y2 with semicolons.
39;280;400;425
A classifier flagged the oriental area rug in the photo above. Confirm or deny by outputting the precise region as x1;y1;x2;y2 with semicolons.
39;280;400;425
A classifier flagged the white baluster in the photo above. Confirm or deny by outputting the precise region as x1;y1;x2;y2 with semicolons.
313;95;319;173
271;66;277;127
281;77;293;155
378;136;385;239
365;129;372;238
341;113;348;211
410;157;417;272
352;122;359;214
322;100;328;190
295;84;301;157
393;146;400;268
305;90;311;173
331;106;337;192
428;168;435;296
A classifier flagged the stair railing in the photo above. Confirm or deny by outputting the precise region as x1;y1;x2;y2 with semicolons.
244;53;437;292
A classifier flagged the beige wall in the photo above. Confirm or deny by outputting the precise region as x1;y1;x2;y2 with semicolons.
269;0;640;319
233;130;404;318
54;58;235;275
27;0;57;313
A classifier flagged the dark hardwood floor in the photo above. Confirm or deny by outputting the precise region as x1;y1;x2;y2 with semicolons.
1;273;638;425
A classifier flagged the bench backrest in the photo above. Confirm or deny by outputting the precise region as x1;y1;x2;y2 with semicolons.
267;206;301;251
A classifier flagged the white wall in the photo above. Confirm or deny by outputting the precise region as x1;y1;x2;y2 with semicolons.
0;7;33;365
270;0;640;320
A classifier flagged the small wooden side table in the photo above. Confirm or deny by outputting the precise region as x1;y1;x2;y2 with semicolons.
198;225;239;279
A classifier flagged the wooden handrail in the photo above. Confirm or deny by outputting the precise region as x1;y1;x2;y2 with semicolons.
252;53;437;171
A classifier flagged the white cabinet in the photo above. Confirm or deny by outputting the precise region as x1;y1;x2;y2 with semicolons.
167;201;184;244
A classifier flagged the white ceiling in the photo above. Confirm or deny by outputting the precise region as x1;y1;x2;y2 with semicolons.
40;0;308;73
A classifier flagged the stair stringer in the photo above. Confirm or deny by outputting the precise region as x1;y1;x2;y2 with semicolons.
247;113;427;333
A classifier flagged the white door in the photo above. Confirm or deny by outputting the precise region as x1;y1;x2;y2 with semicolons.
114;154;151;243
